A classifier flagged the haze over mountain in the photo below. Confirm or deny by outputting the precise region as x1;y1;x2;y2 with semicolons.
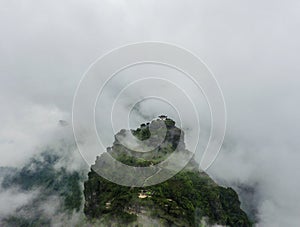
84;117;252;226
1;1;300;226
0;118;252;226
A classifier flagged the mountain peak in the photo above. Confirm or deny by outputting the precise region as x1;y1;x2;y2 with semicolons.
107;117;185;167
84;117;252;226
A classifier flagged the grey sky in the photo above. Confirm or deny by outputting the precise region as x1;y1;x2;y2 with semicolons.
1;0;300;226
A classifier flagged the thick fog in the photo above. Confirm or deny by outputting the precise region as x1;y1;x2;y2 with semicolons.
1;0;300;226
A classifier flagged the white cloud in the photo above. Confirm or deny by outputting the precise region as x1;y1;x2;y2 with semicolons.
0;188;39;218
0;0;299;225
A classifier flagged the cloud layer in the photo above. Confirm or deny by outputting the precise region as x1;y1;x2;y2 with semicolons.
1;0;300;226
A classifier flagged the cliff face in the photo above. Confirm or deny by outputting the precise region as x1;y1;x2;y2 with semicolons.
84;118;252;226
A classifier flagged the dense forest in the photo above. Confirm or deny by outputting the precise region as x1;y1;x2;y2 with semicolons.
84;118;252;226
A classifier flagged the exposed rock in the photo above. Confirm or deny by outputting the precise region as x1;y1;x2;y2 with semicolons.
84;118;252;226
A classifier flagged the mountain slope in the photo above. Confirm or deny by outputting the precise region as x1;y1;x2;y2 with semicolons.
0;148;85;227
84;117;252;226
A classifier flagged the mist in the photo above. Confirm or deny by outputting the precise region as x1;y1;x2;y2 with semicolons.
1;0;300;226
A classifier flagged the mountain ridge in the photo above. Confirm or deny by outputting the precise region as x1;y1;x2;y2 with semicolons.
84;117;252;226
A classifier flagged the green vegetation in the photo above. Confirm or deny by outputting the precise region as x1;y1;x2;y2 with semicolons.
1;150;85;226
3;216;50;227
2;151;83;212
0;117;252;226
84;118;252;226
84;169;251;226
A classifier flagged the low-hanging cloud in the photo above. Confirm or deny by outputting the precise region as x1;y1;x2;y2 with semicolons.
1;0;300;226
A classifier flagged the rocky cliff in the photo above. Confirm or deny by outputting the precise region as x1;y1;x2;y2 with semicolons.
84;117;252;226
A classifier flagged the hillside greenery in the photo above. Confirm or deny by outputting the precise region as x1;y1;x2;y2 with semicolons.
1;150;84;226
84;118;252;226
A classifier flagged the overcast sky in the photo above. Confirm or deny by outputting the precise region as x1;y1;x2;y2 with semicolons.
1;0;300;226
